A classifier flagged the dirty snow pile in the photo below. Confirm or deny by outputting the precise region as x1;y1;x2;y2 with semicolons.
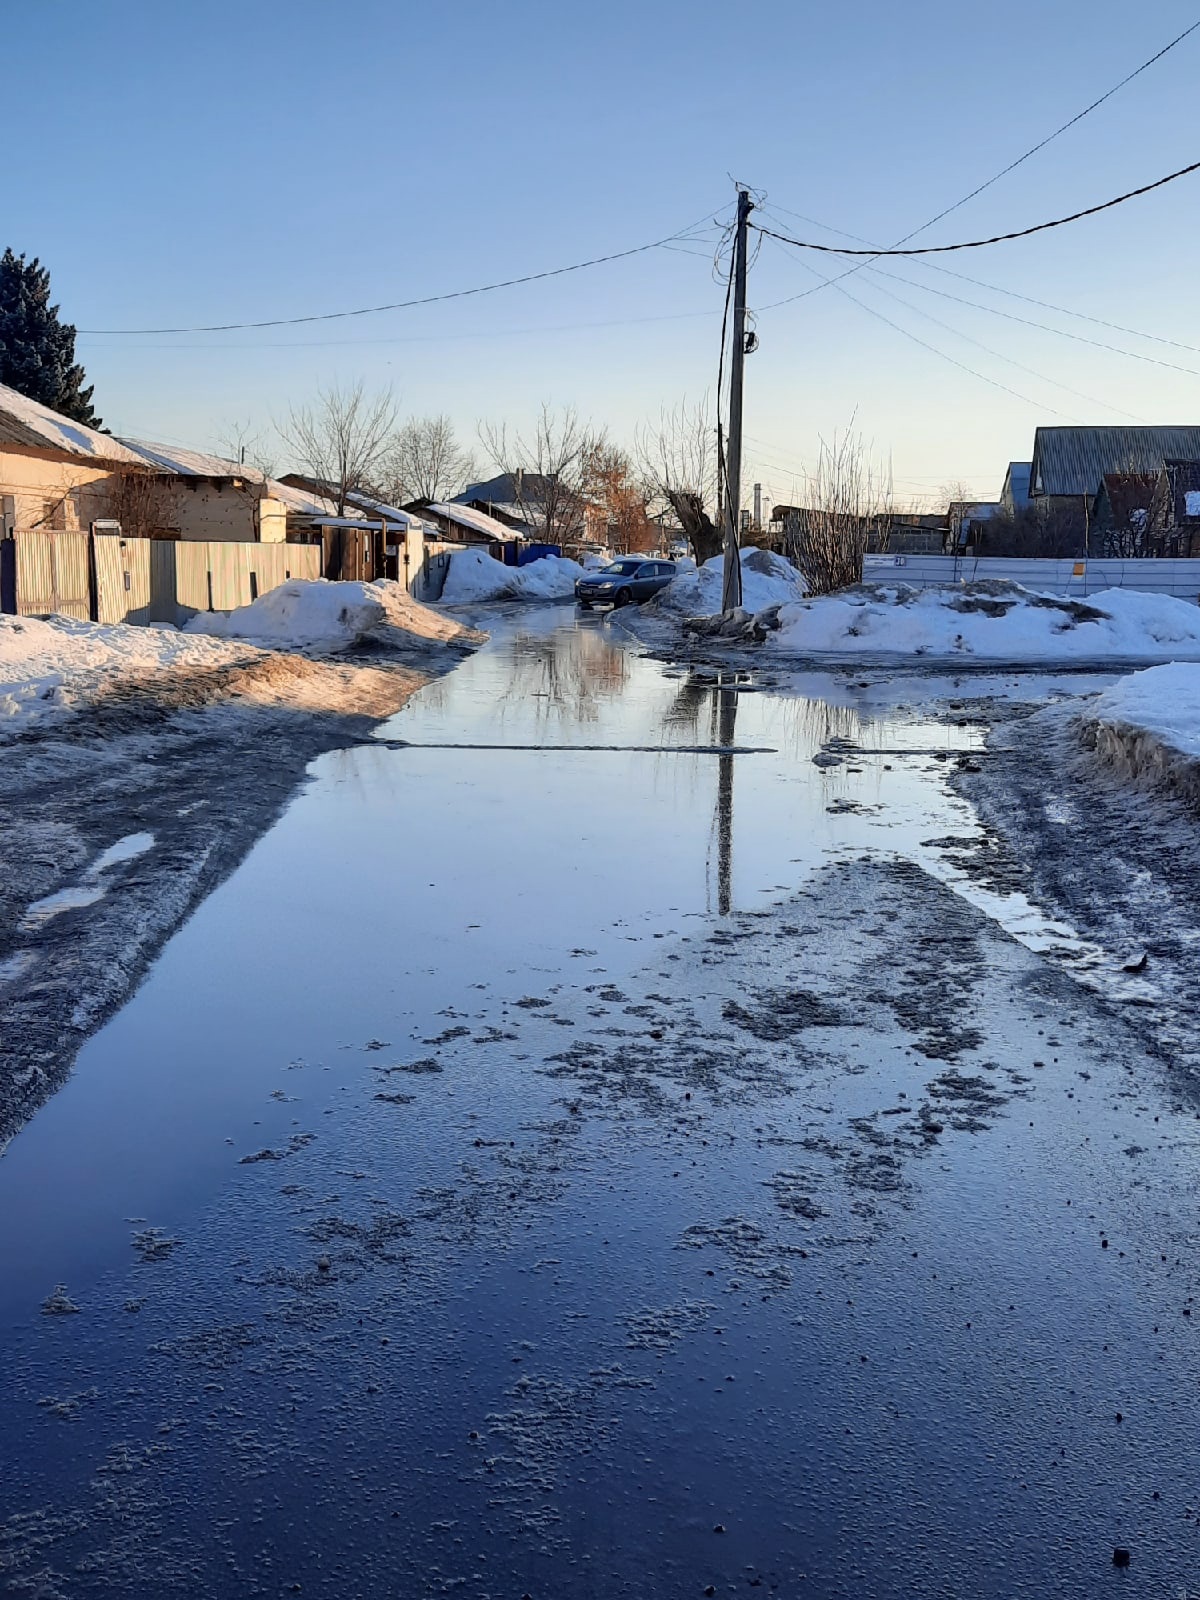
439;549;585;604
1079;663;1200;803
656;548;805;615
0;612;255;736
186;578;481;653
186;580;388;651
766;581;1200;662
367;579;483;646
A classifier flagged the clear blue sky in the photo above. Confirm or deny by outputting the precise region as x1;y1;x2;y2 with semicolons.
7;0;1200;508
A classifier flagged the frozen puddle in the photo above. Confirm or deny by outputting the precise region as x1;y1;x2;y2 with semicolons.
89;831;155;874
20;831;156;931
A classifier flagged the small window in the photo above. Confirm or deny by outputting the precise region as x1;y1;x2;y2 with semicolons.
42;498;66;531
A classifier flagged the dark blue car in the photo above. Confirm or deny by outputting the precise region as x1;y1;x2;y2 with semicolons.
575;558;677;610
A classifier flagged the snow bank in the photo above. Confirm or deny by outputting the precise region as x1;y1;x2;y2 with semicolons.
440;549;584;604
185;580;387;651
0;613;255;736
1080;663;1200;805
187;578;484;652
513;554;586;599
767;581;1200;663
656;548;805;615
367;580;480;645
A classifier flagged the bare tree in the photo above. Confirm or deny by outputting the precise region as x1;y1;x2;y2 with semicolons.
940;479;980;549
477;403;598;546
277;382;398;516
782;431;894;595
215;419;277;481
382;413;475;505
636;400;722;563
104;466;183;539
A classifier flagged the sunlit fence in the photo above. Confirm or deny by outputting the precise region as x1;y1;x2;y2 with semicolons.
0;530;320;625
862;553;1200;602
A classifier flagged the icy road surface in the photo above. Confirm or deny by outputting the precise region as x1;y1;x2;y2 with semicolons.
1;606;1197;1598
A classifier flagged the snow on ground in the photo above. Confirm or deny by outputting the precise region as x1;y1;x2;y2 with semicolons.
186;580;387;651
1088;663;1200;759
655;548;805;615
0;583;483;739
767;581;1200;663
1079;662;1200;804
0;613;258;736
439;549;584;604
186;578;480;652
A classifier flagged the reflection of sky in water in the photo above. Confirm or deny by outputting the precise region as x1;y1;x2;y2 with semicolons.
0;609;1131;1311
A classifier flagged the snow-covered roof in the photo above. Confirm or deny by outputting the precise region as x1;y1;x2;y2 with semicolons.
265;478;349;518
428;500;518;542
119;438;268;482
0;382;145;465
343;488;436;533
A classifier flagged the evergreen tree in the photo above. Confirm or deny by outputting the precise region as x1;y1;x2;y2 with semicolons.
0;249;99;426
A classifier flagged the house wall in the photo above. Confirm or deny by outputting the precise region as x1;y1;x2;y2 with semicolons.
172;479;262;542
258;496;288;543
0;444;117;532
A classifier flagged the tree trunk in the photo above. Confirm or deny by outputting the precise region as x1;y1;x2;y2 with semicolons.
667;490;722;564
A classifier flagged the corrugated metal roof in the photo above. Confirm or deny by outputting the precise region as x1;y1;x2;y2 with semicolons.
119;438;268;482
1031;427;1200;497
0;382;145;464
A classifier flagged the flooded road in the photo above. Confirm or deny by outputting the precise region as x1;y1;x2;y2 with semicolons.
2;605;1197;1598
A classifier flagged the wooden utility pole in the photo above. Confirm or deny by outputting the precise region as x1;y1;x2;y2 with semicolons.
721;188;753;613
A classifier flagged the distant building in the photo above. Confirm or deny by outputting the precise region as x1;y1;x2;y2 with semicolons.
1029;426;1200;509
410;498;518;548
1087;462;1200;557
1091;472;1159;552
947;501;1001;549
999;461;1032;515
452;472;552;535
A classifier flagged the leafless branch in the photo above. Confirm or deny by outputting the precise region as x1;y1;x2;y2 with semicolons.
277;382;398;516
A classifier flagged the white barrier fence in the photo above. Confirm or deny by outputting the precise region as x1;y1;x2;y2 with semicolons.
863;554;1200;603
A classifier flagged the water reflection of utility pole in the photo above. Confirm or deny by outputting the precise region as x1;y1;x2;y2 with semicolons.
715;683;738;915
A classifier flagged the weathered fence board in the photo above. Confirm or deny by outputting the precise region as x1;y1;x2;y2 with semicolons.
14;530;92;620
2;532;321;625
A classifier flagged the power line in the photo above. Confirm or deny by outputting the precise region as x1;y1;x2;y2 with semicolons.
78;211;726;335
753;17;1200;313
858;260;1200;380
77;304;722;353
775;248;1079;418
754;157;1200;257
760;199;1200;356
904;16;1200;241
841;265;1146;420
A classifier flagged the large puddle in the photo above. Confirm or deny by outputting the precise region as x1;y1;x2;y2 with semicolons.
0;609;1118;1314
9;605;1184;1600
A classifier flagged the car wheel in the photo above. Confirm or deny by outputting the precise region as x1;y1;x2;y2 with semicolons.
615;588;633;608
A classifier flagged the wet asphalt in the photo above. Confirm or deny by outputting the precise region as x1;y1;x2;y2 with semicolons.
1;605;1198;1599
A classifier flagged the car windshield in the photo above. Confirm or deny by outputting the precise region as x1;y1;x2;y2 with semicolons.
602;560;643;576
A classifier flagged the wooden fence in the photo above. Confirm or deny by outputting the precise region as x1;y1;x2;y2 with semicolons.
862;553;1200;601
0;531;320;625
